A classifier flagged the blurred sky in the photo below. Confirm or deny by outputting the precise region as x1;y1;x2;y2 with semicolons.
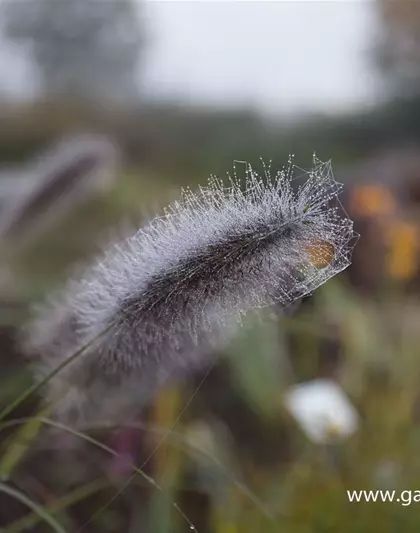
0;0;382;117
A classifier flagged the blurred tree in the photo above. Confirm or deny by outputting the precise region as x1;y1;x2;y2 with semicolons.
1;0;145;105
375;0;420;97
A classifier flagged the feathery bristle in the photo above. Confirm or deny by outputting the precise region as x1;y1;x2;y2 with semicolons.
23;156;357;425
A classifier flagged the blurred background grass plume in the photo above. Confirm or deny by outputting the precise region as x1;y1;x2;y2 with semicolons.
1;0;420;531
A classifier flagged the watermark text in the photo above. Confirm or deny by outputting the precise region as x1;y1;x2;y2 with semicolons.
347;490;420;506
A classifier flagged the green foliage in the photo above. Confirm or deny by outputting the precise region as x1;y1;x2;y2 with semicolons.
0;278;419;531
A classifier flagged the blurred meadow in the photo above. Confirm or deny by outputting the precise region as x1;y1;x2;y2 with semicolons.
1;0;420;532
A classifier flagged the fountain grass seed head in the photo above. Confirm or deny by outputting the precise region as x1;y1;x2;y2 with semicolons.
23;156;357;426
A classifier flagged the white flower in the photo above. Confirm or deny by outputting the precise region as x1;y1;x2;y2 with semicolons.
284;378;359;443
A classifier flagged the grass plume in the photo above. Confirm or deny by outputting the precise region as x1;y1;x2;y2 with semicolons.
22;156;356;425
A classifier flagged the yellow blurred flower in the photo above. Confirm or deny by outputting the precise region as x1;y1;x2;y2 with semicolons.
350;185;397;217
386;220;418;281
